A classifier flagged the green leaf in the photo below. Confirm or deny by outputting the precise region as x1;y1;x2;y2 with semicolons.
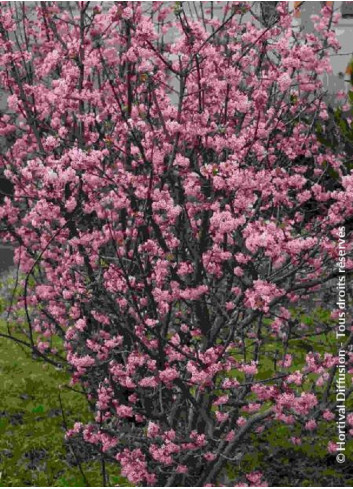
31;405;44;414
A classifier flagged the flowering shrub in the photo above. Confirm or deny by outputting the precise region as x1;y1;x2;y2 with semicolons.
0;2;352;486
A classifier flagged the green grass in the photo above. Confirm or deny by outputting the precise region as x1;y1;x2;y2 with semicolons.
0;319;127;487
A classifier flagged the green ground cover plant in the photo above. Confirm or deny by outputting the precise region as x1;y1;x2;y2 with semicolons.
0;303;127;487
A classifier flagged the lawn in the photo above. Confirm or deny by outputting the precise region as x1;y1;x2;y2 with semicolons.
0;316;126;487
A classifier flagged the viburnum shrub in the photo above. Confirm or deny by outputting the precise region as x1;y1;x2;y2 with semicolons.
0;1;352;486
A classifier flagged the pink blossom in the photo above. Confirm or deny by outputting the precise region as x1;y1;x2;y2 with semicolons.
246;471;267;486
322;410;335;421
213;395;229;406
215;411;229;423
139;376;158;388
159;367;180;384
327;441;337;454
244;280;285;312
147;422;160;438
237;417;247;427
240;361;258;376
286;371;303;386
116;405;133;418
291;437;302;446
347;413;353;426
305;419;317;431
204;452;217;462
